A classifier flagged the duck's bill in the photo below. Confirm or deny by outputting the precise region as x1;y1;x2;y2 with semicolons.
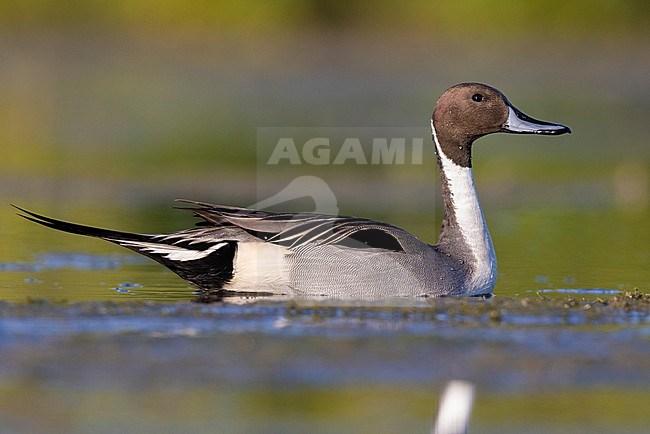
502;105;571;135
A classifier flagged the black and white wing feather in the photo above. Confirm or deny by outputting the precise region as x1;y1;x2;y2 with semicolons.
177;200;407;253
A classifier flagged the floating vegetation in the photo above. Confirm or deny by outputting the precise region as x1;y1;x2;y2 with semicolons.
0;289;646;329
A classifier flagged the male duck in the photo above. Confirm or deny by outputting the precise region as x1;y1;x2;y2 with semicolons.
17;83;571;299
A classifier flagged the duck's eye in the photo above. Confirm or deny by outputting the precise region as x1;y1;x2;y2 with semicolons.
471;93;483;102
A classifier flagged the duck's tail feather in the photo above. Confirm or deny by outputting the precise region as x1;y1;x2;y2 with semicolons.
13;205;151;243
13;205;237;291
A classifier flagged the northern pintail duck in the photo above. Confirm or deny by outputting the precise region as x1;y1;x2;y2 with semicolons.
16;83;571;299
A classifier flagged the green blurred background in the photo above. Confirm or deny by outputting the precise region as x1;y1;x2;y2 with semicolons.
1;0;648;295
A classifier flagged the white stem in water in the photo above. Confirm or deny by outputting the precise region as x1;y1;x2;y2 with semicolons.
432;380;476;434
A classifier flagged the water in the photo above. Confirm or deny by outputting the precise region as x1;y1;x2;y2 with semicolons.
0;295;648;433
1;203;648;432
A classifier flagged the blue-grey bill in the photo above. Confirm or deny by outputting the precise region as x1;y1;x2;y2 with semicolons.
503;105;571;135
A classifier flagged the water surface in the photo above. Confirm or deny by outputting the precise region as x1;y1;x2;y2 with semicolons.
1;203;648;433
1;204;647;302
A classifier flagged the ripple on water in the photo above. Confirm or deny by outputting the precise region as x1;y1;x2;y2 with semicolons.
534;288;620;295
0;252;146;272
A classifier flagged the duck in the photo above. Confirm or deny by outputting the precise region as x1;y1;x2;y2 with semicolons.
15;83;571;300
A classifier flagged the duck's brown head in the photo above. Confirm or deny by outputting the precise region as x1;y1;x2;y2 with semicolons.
432;83;571;167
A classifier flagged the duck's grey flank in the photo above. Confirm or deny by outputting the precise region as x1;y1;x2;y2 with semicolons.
16;83;571;298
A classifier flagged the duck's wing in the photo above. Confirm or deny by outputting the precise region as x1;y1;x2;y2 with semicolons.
176;199;409;253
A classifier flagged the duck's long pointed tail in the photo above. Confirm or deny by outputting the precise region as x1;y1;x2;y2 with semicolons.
13;205;152;243
13;205;237;291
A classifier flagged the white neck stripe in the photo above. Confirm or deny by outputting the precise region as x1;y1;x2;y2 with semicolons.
432;124;497;295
